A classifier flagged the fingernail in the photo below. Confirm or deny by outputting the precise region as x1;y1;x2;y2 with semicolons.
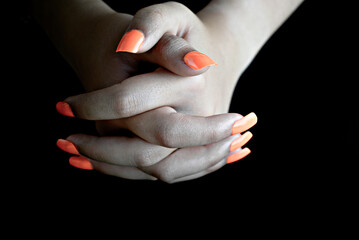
116;29;144;53
227;147;251;164
56;101;75;117
230;131;253;152
183;51;217;70
69;156;93;170
56;139;80;155
232;112;258;135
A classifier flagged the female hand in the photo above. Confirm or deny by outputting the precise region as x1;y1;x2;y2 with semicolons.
53;1;259;182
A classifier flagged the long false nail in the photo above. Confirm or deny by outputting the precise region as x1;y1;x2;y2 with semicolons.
232;112;258;135
230;132;253;152
56;102;75;117
69;156;93;170
226;147;251;164
56;139;80;155
183;51;217;70
116;29;144;53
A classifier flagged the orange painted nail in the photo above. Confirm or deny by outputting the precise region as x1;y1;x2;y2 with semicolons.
56;101;75;117
183;51;217;70
69;156;93;170
232;112;258;135
230;131;253;152
116;29;144;53
227;147;251;164
56;139;80;155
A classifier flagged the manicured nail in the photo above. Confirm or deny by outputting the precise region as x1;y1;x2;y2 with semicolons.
230;131;253;152
227;147;251;164
232;112;258;135
56;101;75;117
183;51;217;70
116;29;144;53
69;156;93;170
56;139;79;155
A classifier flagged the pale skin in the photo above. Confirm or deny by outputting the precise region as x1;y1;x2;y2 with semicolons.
33;0;304;183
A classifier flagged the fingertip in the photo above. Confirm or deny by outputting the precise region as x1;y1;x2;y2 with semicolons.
69;156;94;170
226;147;251;164
116;29;145;53
56;101;75;117
183;51;217;70
57;139;80;155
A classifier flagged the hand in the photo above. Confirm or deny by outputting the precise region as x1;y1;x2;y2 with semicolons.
55;2;258;182
50;0;262;182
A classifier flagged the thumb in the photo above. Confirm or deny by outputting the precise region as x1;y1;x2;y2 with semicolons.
115;2;216;75
116;2;192;53
144;33;217;76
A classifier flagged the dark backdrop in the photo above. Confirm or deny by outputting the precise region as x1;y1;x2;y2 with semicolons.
7;0;358;223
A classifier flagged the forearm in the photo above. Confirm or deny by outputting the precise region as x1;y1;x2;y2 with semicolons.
198;0;304;73
32;0;116;69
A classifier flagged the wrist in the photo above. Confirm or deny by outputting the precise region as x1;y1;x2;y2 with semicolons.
198;0;304;77
32;0;118;70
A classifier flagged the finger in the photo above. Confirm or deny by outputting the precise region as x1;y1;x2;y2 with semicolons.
142;33;217;76
141;134;252;183
115;3;216;74
59;69;200;120
90;159;157;181
116;2;197;53
96;110;257;148
123;107;249;148
170;159;226;184
68;156;157;180
170;146;252;183
64;134;175;168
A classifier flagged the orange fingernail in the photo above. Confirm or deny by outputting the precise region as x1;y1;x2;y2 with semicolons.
69;156;93;170
230;131;253;152
116;29;144;53
232;112;258;135
183;51;217;70
56;101;75;117
227;147;251;164
56;139;80;155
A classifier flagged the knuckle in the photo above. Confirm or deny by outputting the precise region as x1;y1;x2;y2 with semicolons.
134;149;158;167
153;168;173;183
205;118;224;142
134;151;152;167
155;122;178;148
113;90;140;118
135;5;165;27
164;1;189;13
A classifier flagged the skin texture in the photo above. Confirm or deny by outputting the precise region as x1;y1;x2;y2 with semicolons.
33;0;303;183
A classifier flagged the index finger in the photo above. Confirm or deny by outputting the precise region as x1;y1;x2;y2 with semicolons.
56;69;200;120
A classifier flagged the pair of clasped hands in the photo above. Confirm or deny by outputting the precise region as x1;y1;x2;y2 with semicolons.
55;2;258;183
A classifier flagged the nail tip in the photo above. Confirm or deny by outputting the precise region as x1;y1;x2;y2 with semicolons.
69;156;93;170
56;101;75;117
231;112;258;135
183;51;217;70
229;131;253;152
115;29;144;53
226;147;251;164
56;139;80;155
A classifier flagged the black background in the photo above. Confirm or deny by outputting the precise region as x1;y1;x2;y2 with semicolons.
6;0;358;226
